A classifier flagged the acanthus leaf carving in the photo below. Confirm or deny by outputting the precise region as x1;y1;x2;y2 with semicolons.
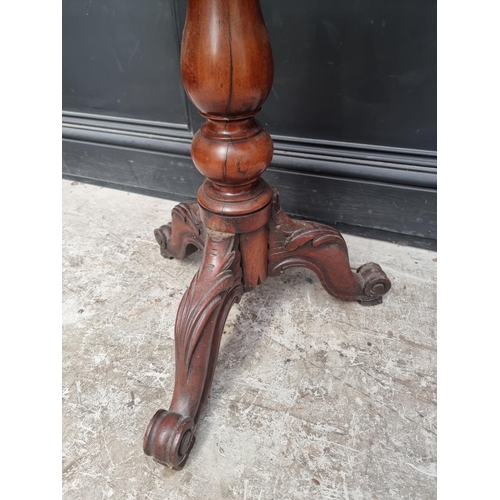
268;189;391;303
154;201;205;260
270;189;347;257
175;233;242;377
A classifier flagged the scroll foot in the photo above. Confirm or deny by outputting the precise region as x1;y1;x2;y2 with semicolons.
143;410;195;470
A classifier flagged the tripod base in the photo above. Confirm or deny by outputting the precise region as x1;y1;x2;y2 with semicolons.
143;189;391;468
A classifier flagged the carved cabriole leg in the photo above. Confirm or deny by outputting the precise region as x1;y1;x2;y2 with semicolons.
268;190;391;305
154;201;205;260
144;231;243;469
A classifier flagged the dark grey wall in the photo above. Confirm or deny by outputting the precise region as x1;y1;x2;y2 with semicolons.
62;0;437;248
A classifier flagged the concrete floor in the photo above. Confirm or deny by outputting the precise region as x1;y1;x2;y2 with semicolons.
62;180;437;500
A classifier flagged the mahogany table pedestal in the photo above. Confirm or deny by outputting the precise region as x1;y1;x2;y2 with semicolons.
143;0;391;469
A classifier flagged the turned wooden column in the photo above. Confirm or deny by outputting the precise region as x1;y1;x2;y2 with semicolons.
182;0;275;291
143;0;391;470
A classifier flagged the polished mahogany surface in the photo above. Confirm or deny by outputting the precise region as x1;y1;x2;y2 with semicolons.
143;0;391;469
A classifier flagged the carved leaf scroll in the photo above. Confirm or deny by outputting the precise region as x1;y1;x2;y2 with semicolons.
175;234;242;375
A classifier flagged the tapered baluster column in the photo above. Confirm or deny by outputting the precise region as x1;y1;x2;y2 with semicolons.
181;0;276;290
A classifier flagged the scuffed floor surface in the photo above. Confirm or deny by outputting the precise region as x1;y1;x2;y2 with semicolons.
62;180;437;500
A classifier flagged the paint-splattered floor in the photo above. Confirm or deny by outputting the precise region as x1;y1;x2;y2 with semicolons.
62;180;437;500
